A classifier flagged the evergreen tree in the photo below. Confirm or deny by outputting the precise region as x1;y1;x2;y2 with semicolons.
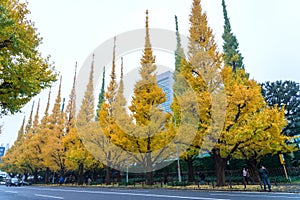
222;0;244;71
96;67;106;121
261;80;300;136
174;15;185;76
172;15;186;123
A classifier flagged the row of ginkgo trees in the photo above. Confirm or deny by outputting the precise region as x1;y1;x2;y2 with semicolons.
170;0;293;186
1;0;294;186
1;65;102;185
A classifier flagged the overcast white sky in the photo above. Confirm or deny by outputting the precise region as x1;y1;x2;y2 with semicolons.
1;0;300;147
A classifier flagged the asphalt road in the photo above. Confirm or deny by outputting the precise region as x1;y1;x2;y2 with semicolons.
0;185;299;200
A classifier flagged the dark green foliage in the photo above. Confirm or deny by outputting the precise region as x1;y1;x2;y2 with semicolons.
95;67;105;121
260;154;284;168
193;157;215;171
261;80;300;136
221;0;244;71
174;15;185;76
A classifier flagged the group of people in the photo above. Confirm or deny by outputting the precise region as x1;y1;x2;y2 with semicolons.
243;165;271;192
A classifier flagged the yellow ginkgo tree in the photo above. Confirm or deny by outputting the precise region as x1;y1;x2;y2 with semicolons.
211;67;291;186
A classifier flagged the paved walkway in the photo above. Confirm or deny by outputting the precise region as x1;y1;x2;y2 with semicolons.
179;183;300;193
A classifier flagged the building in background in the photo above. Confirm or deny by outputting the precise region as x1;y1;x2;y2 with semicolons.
157;71;174;113
0;143;9;161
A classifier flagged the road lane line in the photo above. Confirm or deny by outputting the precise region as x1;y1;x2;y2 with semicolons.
26;188;229;200
110;189;150;193
211;193;300;199
219;191;298;195
73;191;228;200
5;191;18;194
35;194;64;199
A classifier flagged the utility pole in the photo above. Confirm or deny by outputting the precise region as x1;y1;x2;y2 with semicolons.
168;112;182;183
176;144;182;182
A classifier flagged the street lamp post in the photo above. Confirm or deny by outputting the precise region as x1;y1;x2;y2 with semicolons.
168;112;182;183
126;158;129;184
176;143;182;183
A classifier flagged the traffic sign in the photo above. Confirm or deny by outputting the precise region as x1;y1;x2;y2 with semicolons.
279;153;285;164
0;147;5;156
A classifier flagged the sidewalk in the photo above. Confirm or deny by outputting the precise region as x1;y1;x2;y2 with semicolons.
165;183;300;193
271;183;300;193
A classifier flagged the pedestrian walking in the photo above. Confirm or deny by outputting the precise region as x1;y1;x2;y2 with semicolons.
258;165;271;192
242;168;248;189
59;176;64;186
87;178;92;186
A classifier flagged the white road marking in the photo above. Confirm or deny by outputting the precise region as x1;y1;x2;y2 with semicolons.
26;187;229;200
35;194;64;199
211;193;300;199
5;190;18;193
110;189;150;193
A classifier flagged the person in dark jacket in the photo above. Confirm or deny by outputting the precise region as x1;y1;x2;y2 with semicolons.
258;165;271;192
59;176;64;186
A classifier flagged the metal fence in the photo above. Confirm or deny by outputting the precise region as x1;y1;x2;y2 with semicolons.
102;167;300;187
